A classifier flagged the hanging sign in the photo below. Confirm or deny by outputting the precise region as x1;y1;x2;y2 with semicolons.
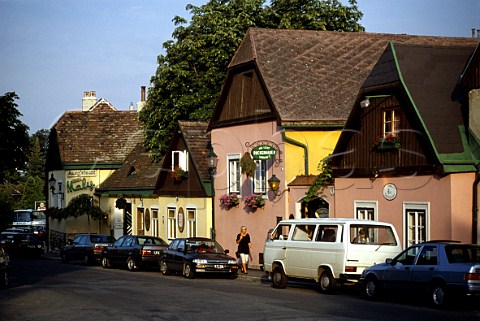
251;145;277;160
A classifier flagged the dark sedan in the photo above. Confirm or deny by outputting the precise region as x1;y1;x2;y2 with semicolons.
61;233;115;265
360;241;480;307
0;232;44;258
160;237;239;278
102;235;168;271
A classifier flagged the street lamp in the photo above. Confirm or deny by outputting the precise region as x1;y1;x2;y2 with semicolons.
207;143;217;240
268;174;289;197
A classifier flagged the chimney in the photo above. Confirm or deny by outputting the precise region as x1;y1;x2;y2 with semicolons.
136;86;147;112
82;91;97;111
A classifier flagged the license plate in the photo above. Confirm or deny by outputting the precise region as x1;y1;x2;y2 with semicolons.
154;251;160;255
214;265;225;269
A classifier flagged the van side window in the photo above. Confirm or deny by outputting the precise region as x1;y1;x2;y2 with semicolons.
271;224;291;240
317;226;337;242
350;224;397;245
292;224;316;241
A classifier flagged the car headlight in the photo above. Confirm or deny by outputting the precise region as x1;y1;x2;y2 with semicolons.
228;260;237;264
193;259;208;264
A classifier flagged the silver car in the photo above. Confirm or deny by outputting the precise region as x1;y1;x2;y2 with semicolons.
360;241;480;307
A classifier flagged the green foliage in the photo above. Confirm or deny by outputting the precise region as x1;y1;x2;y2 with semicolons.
50;194;108;222
16;176;44;210
140;0;364;157
27;137;46;179
0;92;30;182
240;152;257;177
304;156;333;202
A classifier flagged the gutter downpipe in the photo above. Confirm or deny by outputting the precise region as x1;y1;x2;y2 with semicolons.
473;166;480;244
282;127;309;175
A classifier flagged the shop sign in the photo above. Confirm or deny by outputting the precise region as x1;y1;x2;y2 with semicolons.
67;170;96;177
67;178;95;193
251;145;277;160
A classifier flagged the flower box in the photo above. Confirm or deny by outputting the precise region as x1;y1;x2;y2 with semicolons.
219;193;239;209
373;134;400;151
244;194;265;209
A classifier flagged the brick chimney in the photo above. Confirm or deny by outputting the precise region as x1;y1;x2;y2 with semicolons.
82;91;97;111
136;86;146;112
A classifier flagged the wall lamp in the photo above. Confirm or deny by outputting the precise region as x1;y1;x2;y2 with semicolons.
48;173;64;205
268;174;290;197
360;95;392;108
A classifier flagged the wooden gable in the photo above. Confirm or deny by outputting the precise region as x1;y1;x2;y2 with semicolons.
155;122;210;198
209;65;276;129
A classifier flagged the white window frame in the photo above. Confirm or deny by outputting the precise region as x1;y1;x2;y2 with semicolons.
186;208;196;238
403;202;429;248
354;201;378;221
171;150;189;171
227;154;241;195
253;159;268;195
383;109;400;137
151;208;159;237
167;207;177;240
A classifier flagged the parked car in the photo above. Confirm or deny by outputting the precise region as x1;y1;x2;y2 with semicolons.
0;232;44;258
102;235;168;271
61;233;115;265
360;241;480;307
263;218;402;293
0;246;10;288
160;237;239;279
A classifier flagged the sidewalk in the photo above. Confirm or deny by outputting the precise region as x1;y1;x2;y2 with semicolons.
44;251;269;283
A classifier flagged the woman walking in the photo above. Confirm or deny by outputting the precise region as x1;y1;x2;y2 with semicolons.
236;226;252;274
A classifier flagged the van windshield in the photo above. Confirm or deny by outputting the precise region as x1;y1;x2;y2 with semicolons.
350;224;397;245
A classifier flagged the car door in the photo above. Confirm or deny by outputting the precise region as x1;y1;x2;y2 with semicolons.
72;235;86;260
164;239;179;270
284;224;316;278
409;245;438;292
264;224;291;273
172;239;186;270
383;245;422;291
109;236;126;264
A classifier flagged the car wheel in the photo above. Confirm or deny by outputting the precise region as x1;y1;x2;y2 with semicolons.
271;266;287;289
431;283;447;307
364;276;379;300
61;253;69;264
160;260;170;275
318;269;336;294
0;270;8;288
183;263;195;279
102;256;112;268
127;257;138;271
83;255;91;265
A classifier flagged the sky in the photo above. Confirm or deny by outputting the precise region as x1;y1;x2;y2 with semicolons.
0;0;479;134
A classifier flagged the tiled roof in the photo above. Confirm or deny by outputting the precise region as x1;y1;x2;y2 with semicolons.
53;99;143;165
229;28;479;126
288;175;318;186
178;121;211;181
97;142;161;192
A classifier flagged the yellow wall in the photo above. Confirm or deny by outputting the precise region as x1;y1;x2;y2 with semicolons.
284;130;341;182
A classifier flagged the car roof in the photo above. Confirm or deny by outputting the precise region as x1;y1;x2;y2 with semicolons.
277;218;395;226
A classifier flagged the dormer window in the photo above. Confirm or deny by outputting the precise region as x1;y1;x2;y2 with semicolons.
383;108;400;137
172;150;188;172
127;166;137;177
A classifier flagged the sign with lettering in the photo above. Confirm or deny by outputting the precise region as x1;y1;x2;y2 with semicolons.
67;178;95;193
251;145;277;160
67;170;96;177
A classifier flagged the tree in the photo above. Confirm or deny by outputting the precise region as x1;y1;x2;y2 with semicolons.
0;92;30;182
50;194;108;223
140;0;364;157
27;137;46;179
16;176;44;210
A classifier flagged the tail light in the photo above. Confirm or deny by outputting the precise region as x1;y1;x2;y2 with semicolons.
142;249;152;255
345;266;357;273
464;273;480;281
93;246;104;253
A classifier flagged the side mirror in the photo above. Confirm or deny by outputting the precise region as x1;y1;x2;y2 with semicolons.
224;249;229;254
385;258;393;264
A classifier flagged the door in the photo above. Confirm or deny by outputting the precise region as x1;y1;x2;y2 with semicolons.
285;224;316;277
409;245;438;292
383;246;421;291
264;224;291;272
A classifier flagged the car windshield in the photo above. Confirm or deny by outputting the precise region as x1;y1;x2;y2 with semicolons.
186;240;224;254
445;245;480;263
138;237;167;245
90;235;115;243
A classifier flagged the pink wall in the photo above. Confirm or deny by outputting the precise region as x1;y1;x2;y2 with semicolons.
334;172;475;247
211;122;288;267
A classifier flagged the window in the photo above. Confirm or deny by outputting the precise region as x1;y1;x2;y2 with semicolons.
417;246;438;265
383;109;400;137
137;207;144;235
356;207;375;221
292;224;316;241
167;208;176;240
172;150;188;171
404;205;428;247
395;246;421;265
151;208;159;237
227;154;241;194
187;208;196;237
253;159;268;194
316;226;338;242
271;224;291;240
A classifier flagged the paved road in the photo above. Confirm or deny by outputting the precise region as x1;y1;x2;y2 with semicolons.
0;258;479;321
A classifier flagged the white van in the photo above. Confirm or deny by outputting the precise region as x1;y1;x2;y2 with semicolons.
263;218;402;293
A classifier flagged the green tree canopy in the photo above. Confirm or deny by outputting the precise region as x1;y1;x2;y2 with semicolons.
140;0;363;157
0;92;30;181
50;194;107;222
16;176;44;210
